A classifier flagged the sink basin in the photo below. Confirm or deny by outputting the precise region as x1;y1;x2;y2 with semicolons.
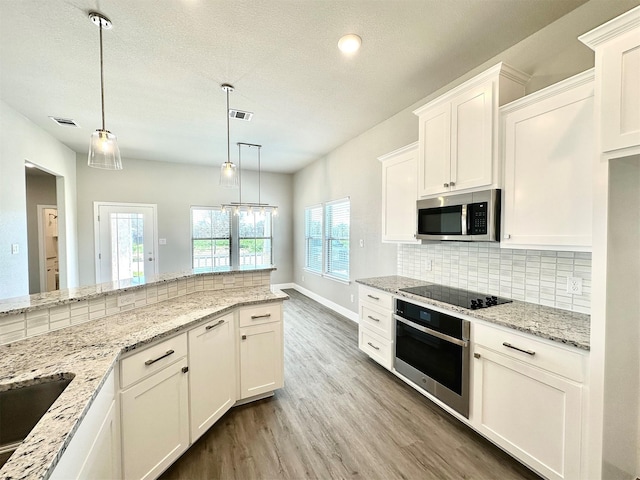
0;377;73;469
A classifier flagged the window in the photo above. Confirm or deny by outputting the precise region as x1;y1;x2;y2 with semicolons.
191;207;273;271
304;205;323;274
191;207;231;271
238;210;273;267
304;198;350;282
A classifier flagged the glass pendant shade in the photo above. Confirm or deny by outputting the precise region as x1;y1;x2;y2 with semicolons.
219;161;238;187
88;129;122;170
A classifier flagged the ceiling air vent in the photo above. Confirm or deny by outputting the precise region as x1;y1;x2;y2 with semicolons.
229;109;253;121
49;116;80;127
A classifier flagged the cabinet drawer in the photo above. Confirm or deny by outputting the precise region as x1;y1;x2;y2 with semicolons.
474;324;585;382
359;285;393;310
239;303;282;327
359;302;393;340
358;328;393;370
120;334;188;389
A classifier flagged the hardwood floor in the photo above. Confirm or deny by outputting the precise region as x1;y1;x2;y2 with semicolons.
160;289;541;480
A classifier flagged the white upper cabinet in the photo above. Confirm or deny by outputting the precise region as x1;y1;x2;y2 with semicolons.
414;63;530;198
379;142;420;243
580;6;640;155
500;70;595;251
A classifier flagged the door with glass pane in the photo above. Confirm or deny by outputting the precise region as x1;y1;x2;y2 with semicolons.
95;203;158;284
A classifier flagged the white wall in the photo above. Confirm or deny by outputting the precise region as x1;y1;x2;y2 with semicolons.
292;0;640;314
75;155;293;285
0;100;78;299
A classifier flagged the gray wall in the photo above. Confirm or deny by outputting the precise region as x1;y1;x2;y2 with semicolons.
292;0;640;315
0;100;78;299
25;173;57;293
76;155;293;286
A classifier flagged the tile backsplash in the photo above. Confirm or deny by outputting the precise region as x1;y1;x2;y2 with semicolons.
0;270;272;345
398;243;591;314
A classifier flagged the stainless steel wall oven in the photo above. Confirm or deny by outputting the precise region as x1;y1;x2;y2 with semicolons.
394;298;470;418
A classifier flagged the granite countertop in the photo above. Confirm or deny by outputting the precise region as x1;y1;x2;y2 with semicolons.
0;286;288;480
0;266;276;316
357;276;590;350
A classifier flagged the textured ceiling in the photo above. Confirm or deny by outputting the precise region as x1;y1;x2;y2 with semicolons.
0;0;589;173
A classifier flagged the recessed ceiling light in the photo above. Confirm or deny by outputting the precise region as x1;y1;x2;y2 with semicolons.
338;34;361;54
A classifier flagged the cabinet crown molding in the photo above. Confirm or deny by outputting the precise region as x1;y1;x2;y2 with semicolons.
579;5;640;49
377;142;418;162
500;69;594;115
413;62;531;117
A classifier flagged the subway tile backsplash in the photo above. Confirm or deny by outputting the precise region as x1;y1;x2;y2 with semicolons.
0;270;272;345
398;243;591;314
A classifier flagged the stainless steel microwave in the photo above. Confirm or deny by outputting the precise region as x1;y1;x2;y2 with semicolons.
416;189;500;242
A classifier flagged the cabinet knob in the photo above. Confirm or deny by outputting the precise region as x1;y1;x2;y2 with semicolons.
450;181;455;187
474;353;481;359
443;183;449;188
242;334;247;340
182;366;189;374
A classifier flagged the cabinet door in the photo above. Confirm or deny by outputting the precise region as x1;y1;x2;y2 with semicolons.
502;79;593;249
600;28;640;152
188;313;236;443
473;346;583;480
381;144;419;242
451;81;494;191
121;359;189;480
239;321;283;399
418;103;451;196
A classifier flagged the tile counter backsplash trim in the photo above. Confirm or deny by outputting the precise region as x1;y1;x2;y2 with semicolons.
0;270;271;345
398;243;591;314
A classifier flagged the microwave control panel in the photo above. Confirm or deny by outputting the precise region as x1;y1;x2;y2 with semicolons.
469;202;488;235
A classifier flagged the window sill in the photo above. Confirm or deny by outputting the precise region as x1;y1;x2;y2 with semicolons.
303;268;350;285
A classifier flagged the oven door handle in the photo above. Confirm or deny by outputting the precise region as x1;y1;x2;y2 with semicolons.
394;315;469;348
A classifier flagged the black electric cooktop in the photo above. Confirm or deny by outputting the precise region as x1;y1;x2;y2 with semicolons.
399;284;512;310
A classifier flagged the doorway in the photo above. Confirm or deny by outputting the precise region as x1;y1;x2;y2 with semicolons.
93;202;159;284
25;166;59;294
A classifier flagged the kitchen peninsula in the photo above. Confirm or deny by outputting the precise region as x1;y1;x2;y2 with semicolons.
0;268;287;479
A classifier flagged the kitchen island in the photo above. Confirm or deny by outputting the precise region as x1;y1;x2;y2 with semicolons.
0;270;287;480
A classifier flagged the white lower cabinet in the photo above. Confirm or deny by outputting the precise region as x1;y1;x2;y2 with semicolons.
472;324;586;480
50;370;120;480
357;285;395;370
120;340;189;480
238;303;284;399
188;313;236;443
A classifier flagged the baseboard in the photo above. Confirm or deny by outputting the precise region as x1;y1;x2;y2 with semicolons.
289;284;359;323
271;283;295;292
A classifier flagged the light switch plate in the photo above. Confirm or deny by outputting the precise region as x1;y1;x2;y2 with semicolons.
11;244;19;254
159;238;167;245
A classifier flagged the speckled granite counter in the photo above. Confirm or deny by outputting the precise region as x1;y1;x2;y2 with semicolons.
0;286;287;480
357;276;590;350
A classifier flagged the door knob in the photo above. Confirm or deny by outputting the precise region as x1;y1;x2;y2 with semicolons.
148;257;153;261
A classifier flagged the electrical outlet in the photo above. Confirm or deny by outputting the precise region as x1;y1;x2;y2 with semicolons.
11;244;19;254
359;239;364;248
159;238;167;245
566;277;583;295
350;294;354;303
117;292;136;307
301;275;305;282
426;260;432;271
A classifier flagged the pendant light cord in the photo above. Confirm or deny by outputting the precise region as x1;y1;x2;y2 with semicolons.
226;87;231;165
258;146;261;205
238;143;242;204
99;22;106;131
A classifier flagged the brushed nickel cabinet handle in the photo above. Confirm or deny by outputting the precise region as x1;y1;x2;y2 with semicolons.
367;294;380;300
367;342;380;351
205;319;225;330
145;349;175;366
251;313;271;319
502;342;535;356
367;315;381;322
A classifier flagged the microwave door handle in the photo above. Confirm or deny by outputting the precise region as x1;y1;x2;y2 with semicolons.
461;204;468;235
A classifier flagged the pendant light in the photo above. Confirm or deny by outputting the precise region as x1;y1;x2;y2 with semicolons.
87;12;122;170
219;84;238;187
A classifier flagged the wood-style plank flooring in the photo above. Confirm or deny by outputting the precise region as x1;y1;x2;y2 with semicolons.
160;289;541;480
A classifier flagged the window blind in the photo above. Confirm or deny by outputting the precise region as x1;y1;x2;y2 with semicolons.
304;205;323;273
325;199;350;281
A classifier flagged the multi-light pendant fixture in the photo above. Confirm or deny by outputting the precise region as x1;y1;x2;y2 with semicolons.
87;12;122;170
221;142;278;217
